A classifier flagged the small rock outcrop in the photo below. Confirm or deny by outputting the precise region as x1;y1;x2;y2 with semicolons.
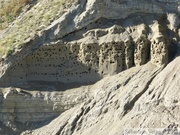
150;21;169;65
0;86;91;134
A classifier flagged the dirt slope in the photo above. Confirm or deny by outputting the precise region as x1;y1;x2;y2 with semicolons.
30;56;180;135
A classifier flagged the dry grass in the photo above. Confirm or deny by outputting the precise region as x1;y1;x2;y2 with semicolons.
0;0;79;58
0;0;30;16
0;0;32;29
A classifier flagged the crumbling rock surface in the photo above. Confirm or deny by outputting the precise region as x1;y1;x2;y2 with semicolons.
28;56;180;135
0;85;91;135
0;0;180;135
0;0;180;84
1;15;180;86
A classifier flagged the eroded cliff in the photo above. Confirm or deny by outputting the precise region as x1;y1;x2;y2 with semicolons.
30;53;180;135
0;0;180;135
1;14;179;87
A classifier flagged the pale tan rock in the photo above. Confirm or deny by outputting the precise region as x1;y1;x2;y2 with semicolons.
134;36;150;66
29;56;180;135
0;1;180;135
124;40;134;69
150;21;170;65
0;86;91;124
167;13;180;31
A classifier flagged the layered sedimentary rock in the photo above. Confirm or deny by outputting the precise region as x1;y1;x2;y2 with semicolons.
29;55;180;135
0;0;179;135
0;86;91;134
1;15;179;86
0;0;180;82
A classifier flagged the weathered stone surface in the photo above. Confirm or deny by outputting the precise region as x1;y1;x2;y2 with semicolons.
0;0;180;135
150;21;170;65
0;0;179;80
134;36;150;66
28;56;180;135
46;0;180;40
0;85;92;135
0;86;90;123
1;15;179;86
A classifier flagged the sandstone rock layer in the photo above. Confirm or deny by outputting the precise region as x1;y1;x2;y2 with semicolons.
0;0;179;135
30;56;180;135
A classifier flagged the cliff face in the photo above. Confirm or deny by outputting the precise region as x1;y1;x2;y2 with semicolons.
30;55;180;135
0;0;180;135
1;3;180;86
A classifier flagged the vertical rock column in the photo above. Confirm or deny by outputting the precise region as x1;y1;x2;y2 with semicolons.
125;40;134;69
151;21;169;65
79;43;100;72
99;41;125;75
151;36;169;65
134;36;150;66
